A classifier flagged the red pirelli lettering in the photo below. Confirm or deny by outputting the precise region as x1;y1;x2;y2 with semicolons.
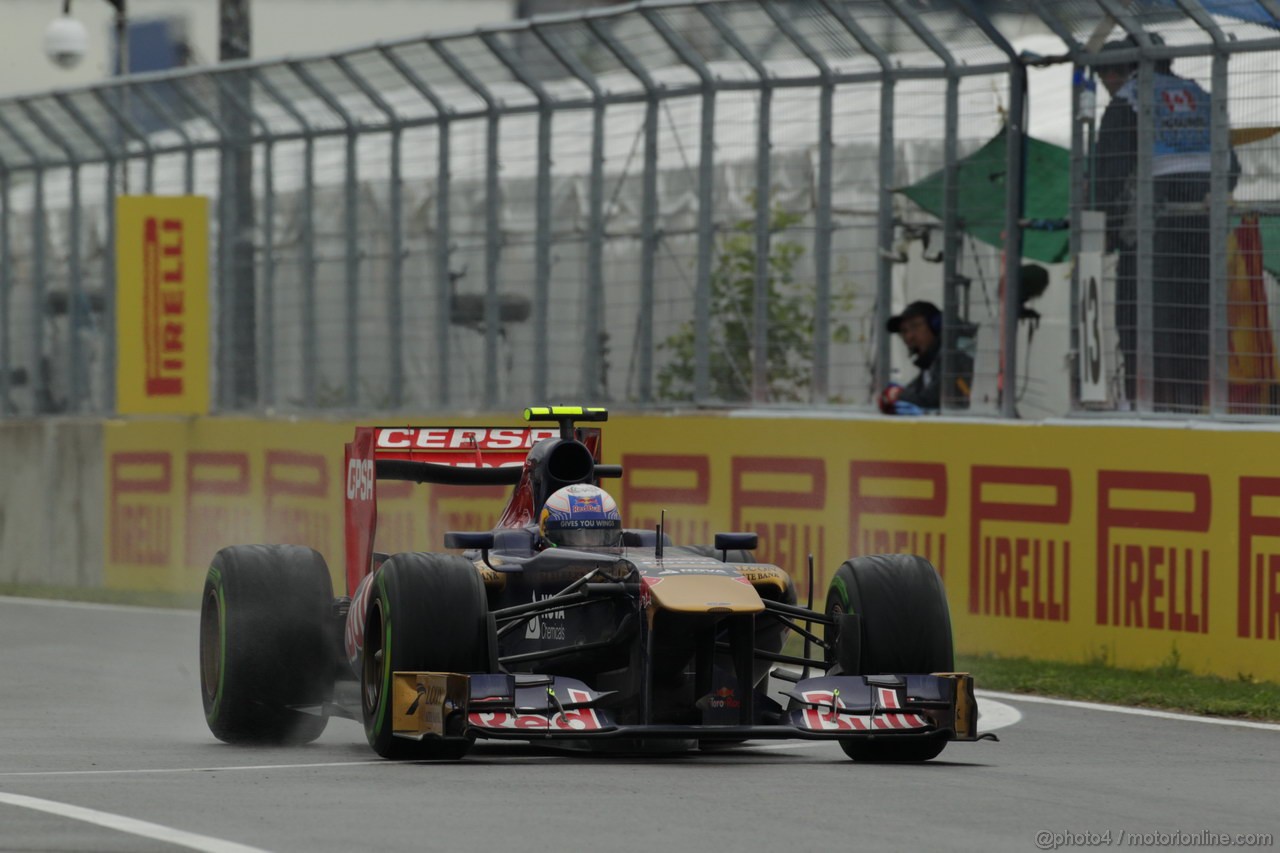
142;216;185;397
1097;471;1211;633
1238;478;1280;641
185;452;252;566
970;466;1071;620
733;457;825;590
621;454;711;506
850;461;948;573
109;452;173;566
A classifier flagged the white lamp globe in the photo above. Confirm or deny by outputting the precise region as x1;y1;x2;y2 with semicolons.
44;16;90;70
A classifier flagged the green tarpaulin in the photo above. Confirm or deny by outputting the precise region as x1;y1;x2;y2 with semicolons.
899;127;1280;276
897;128;1072;265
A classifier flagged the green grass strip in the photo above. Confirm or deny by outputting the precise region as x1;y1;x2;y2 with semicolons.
782;632;1279;722
959;652;1280;722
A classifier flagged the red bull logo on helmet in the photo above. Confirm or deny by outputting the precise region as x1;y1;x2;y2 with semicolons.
570;495;604;514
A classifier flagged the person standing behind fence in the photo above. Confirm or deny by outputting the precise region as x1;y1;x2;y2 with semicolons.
1094;33;1238;412
879;300;973;415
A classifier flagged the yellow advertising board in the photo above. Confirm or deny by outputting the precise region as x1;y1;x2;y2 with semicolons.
115;196;210;415
103;413;1280;681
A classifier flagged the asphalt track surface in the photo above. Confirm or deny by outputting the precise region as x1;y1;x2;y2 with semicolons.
1;597;1276;853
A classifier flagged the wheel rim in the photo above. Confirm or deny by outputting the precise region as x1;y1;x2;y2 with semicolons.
825;599;844;663
362;601;384;719
199;587;222;701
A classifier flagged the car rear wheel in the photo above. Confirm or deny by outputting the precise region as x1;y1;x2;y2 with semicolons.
200;544;335;744
825;554;953;763
361;552;491;760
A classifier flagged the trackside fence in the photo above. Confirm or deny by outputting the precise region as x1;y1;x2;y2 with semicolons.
1;0;1279;419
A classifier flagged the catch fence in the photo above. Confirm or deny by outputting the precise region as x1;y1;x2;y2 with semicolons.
1;0;1278;418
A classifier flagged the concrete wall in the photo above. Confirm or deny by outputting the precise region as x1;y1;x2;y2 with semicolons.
6;412;1280;681
0;419;103;588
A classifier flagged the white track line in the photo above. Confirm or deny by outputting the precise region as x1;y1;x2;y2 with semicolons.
0;595;191;615
977;690;1280;732
0;792;270;853
0;760;389;778
976;698;1022;732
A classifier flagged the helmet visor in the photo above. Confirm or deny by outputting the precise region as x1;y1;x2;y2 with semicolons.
545;519;622;549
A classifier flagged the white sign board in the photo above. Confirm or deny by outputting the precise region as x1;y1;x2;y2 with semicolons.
1078;211;1108;404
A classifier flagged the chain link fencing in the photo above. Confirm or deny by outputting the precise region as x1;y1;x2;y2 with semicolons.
1;0;1278;419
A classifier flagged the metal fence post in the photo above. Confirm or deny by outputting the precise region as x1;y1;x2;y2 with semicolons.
1175;0;1230;415
1135;47;1155;414
432;39;503;409
205;73;272;410
763;3;834;404
253;69;317;408
586;18;660;403
219;3;257;410
1097;2;1157;413
21;101;87;412
0;168;9;414
338;56;406;408
702;4;772;404
890;0;963;413
488;29;556;403
379;46;453;407
1027;0;1084;407
58;91;128;412
291;61;363;409
0;111;49;413
132;83;198;194
959;1;1026;418
644;9;716;404
819;0;895;396
525;26;608;401
95;82;157;198
1002;65;1028;419
164;77;240;409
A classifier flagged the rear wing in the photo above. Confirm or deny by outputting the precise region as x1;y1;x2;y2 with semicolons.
343;425;601;595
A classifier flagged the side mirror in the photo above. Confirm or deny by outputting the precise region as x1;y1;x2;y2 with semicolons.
444;531;494;551
713;532;758;561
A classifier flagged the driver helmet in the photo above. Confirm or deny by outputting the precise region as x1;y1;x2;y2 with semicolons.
539;484;622;549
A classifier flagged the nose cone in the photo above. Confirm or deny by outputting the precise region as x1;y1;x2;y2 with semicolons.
646;573;764;614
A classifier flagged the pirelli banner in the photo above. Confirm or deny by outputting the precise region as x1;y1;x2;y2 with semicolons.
103;414;1280;681
115;196;210;415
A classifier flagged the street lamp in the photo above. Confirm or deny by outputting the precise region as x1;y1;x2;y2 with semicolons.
44;0;128;76
42;0;258;407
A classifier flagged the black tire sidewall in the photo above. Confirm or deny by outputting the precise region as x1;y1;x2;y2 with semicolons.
362;552;490;759
824;554;955;763
200;544;334;744
826;554;954;675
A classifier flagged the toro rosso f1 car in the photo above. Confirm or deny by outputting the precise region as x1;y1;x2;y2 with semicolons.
199;406;995;762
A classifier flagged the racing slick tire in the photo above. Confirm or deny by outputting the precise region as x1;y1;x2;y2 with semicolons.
200;545;335;745
361;552;491;760
825;554;953;763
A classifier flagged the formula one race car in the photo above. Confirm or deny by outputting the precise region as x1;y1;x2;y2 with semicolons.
198;406;994;762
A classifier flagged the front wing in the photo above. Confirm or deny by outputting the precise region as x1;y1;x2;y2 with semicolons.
390;670;984;744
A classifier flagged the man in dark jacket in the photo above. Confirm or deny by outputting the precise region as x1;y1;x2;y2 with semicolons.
880;300;972;414
1094;34;1237;411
